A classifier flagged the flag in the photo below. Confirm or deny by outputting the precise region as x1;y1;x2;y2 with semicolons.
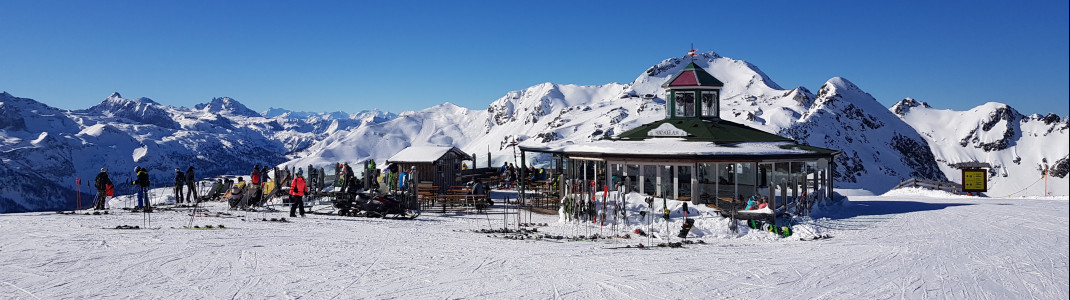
688;48;697;56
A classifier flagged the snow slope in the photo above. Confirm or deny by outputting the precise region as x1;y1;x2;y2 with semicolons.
0;192;1065;299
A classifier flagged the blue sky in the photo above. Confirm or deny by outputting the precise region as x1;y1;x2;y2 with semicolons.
2;1;1067;116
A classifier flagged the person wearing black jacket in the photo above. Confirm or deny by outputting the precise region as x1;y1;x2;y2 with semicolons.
174;169;185;203
185;166;197;203
341;164;358;199
93;168;112;210
132;166;151;210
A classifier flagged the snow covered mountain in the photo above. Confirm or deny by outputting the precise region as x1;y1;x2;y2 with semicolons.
0;92;392;213
3;51;1067;212
781;77;947;192
193;96;261;118
285;52;962;194
893;99;1069;196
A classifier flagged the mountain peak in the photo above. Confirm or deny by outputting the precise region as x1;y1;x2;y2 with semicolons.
891;98;931;116
108;92;122;99
194;97;260;117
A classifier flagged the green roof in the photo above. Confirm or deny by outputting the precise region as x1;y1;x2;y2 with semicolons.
613;118;838;155
616;119;786;142
661;62;725;88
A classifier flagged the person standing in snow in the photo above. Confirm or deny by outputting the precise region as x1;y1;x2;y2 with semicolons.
290;169;308;217
342;164;359;199
93;168;112;210
132;166;151;211
259;165;270;189
185;166;197;203
250;165;262;207
174;169;185;204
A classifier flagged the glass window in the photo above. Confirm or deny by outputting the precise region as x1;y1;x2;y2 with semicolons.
626;164;640;193
701;90;718;117
717;163;735;208
595;161;607;189
677;165;692;199
697;163;716;203
610;163;624;190
675;92;695;117
661;165;674;198
737;163;756;202
774;162;790;210
643;165;657;196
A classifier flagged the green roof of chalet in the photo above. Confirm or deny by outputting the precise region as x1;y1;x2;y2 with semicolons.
661;62;725;88
614;118;839;155
616;118;786;142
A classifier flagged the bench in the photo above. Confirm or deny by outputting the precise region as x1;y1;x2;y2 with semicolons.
436;194;489;213
417;185;439;208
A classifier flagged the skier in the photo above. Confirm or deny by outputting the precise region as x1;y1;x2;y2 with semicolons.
290;169;307;217
174;168;185;203
131;166;151;211
93;168;112;210
185;166;197;203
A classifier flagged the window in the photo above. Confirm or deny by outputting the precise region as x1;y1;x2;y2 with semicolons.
626;164;640;193
660;165;674;198
701;90;719;118
697;163;716;203
677;165;692;199
610;163;624;189
674;92;695;117
643;165;657;196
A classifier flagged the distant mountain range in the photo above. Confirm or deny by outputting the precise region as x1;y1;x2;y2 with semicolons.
2;52;1066;212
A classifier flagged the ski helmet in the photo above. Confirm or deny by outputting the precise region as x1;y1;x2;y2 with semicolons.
101;168;107;173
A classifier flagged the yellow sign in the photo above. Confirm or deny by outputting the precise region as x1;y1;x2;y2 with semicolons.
962;169;987;192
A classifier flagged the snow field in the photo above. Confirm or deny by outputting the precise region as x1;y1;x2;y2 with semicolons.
0;191;1066;299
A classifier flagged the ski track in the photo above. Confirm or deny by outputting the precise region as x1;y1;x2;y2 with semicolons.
0;196;1067;299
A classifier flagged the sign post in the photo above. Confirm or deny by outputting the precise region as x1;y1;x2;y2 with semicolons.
961;169;987;194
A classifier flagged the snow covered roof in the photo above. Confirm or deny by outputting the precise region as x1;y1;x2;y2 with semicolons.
387;146;472;163
617;118;795;143
520;138;836;160
661;62;724;88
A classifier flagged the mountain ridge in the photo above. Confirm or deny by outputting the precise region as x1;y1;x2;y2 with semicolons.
2;52;1067;212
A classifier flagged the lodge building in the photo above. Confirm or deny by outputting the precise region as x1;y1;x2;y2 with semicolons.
520;61;840;212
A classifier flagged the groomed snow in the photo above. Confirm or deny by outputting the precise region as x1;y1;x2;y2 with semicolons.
1;191;1066;299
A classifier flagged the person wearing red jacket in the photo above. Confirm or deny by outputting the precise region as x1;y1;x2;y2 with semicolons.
289;169;307;217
